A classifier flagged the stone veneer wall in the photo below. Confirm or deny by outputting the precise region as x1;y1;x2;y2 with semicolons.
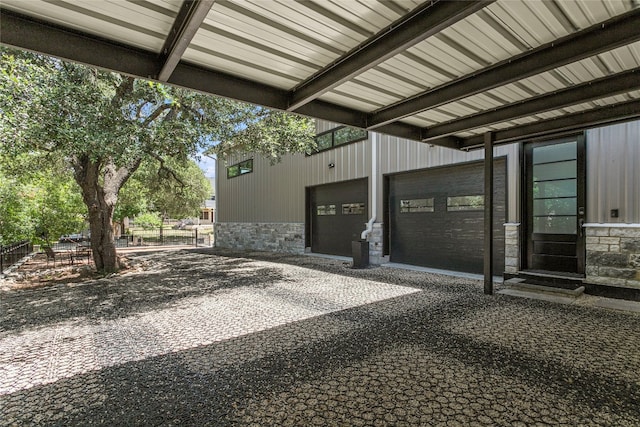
504;223;520;273
215;222;305;254
368;223;384;265
585;225;640;288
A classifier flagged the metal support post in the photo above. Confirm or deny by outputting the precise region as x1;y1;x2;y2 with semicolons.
484;132;494;295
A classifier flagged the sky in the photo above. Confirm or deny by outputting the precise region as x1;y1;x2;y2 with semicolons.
197;156;216;179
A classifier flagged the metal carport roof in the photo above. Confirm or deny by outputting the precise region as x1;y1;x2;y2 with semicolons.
1;0;639;150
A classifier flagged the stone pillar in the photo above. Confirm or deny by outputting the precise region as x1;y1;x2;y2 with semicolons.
504;223;520;273
368;223;384;265
585;225;640;288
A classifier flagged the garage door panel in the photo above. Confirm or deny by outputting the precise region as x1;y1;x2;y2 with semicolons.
310;179;367;257
389;160;506;274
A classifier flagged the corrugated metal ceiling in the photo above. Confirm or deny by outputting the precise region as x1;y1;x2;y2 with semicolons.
1;0;639;149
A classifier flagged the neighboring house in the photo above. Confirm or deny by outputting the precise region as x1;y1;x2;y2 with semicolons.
216;119;640;296
200;197;215;224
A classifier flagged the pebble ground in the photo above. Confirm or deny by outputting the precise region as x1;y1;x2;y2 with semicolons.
1;248;639;426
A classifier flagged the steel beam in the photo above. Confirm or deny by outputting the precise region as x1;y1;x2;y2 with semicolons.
367;8;640;129
168;62;290;110
422;68;640;141
484;132;494;295
287;1;491;111
0;10;158;79
157;0;215;82
0;10;436;144
461;99;640;148
374;122;427;143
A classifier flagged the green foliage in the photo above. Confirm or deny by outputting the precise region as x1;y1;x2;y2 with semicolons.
0;172;32;245
118;157;212;221
133;212;162;230
207;107;316;164
144;158;212;219
114;175;149;223
0;46;316;271
0;167;84;245
1;46;316;178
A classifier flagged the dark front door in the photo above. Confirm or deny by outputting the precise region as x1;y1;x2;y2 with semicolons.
525;136;586;274
310;179;368;257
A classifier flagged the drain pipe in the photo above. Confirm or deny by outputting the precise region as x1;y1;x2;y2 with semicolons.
361;131;377;240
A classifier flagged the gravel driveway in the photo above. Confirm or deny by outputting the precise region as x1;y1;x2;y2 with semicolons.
1;248;639;426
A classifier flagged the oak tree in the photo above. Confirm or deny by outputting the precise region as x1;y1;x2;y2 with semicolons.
0;48;315;272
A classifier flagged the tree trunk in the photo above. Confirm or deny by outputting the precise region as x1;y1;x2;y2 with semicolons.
88;200;117;272
80;182;118;273
75;157;132;273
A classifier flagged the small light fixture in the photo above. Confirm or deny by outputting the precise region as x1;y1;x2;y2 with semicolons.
328;162;335;168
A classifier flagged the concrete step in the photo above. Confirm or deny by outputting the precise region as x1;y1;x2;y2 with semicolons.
499;277;585;304
594;298;640;313
513;271;584;290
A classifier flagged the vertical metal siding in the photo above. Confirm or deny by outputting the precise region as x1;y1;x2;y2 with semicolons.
218;140;369;223
218;153;307;223
586;121;640;223
218;121;521;224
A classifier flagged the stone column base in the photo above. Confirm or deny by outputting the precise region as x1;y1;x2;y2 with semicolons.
585;224;640;288
504;223;520;273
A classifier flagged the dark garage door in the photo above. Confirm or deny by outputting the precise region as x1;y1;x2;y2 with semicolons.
310;179;368;257
389;159;506;274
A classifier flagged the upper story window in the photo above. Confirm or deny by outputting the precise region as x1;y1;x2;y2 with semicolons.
227;159;253;179
309;126;367;155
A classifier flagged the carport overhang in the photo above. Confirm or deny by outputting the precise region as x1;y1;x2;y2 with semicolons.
2;0;640;293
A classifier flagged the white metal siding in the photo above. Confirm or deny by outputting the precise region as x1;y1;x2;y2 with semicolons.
218;139;369;223
218;154;307;223
218;121;520;224
586;121;640;223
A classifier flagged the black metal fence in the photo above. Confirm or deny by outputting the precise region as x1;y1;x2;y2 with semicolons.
115;228;213;248
0;240;33;274
45;228;214;252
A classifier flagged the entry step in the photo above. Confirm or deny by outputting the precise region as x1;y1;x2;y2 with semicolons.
505;270;584;291
499;277;585;304
594;298;640;313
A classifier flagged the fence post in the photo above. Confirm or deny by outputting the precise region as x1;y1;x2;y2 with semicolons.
1;245;4;275
195;229;198;247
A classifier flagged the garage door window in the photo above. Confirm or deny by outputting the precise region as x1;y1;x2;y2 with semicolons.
317;205;336;215
342;203;365;215
400;198;434;213
447;195;484;211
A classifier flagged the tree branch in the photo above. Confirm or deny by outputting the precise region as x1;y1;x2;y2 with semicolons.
142;104;172;127
113;156;143;191
111;76;134;108
149;152;186;187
